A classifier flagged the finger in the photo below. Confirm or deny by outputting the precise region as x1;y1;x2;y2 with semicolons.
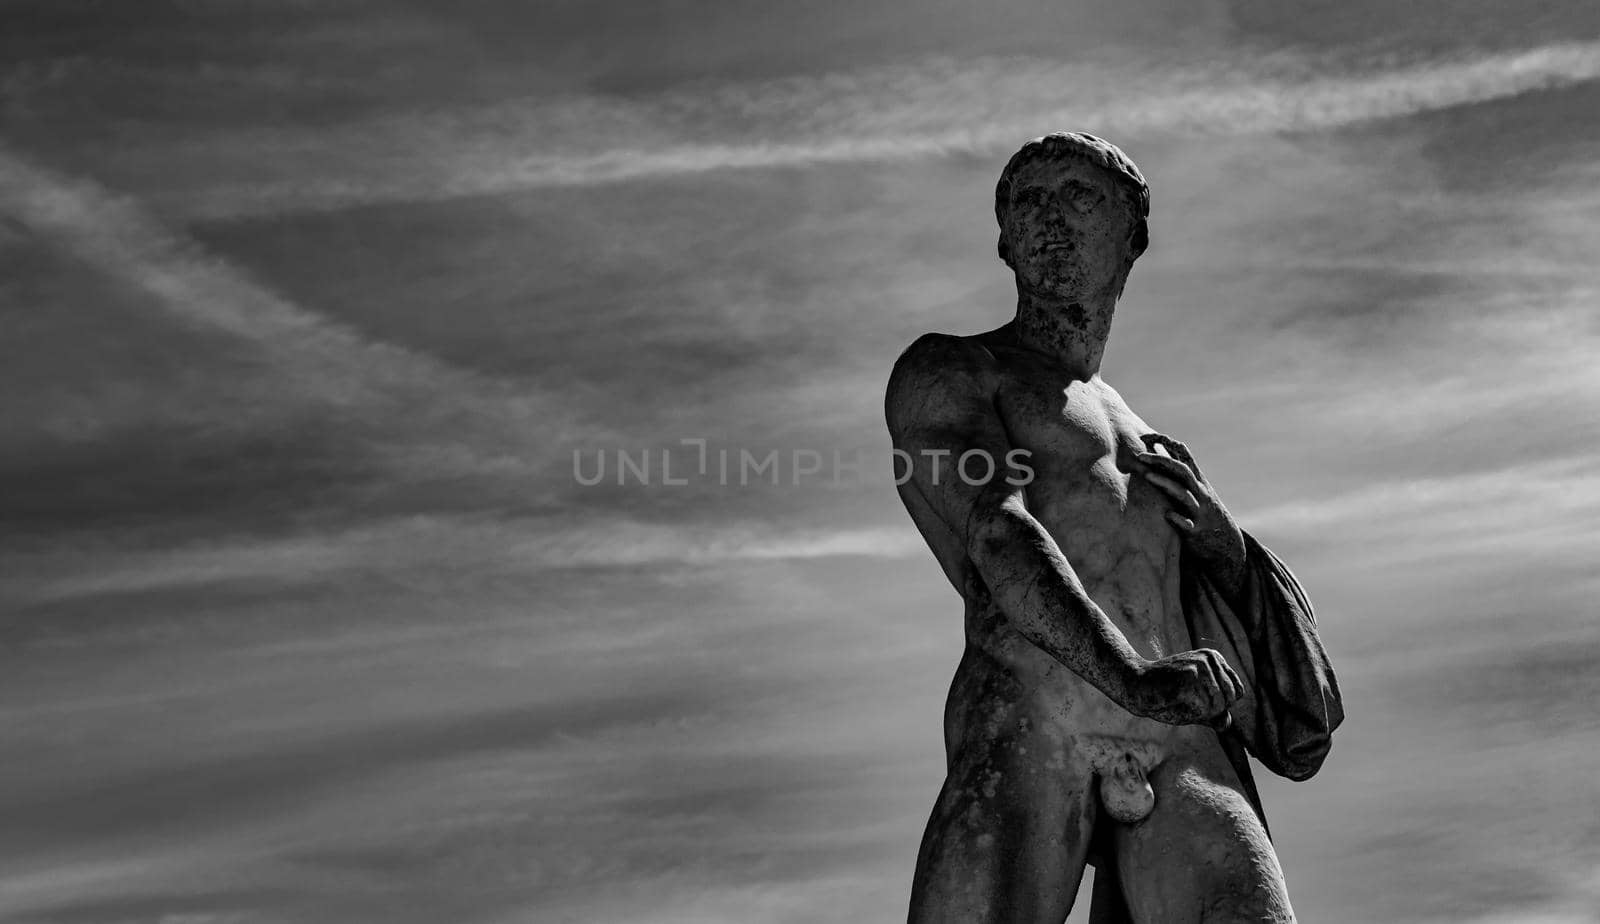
1145;433;1205;482
1197;648;1240;704
1193;653;1229;717
1158;438;1203;482
1207;656;1238;713
1213;654;1244;703
1165;511;1196;532
1136;452;1201;491
1142;473;1199;514
1193;649;1240;710
1139;432;1169;453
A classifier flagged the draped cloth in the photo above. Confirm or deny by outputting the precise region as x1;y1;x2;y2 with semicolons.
1087;531;1345;923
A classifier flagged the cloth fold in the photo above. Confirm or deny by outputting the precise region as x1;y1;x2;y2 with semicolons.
1087;530;1343;922
1183;530;1344;783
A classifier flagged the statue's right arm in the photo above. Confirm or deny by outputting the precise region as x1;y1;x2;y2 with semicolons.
885;334;1241;726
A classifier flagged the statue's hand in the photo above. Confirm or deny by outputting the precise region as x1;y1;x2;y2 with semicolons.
1136;433;1247;592
1126;648;1243;726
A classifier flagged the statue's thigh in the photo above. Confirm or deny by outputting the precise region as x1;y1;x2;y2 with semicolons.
1113;762;1293;924
909;749;1098;924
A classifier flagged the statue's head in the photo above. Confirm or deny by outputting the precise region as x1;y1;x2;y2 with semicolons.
994;133;1149;298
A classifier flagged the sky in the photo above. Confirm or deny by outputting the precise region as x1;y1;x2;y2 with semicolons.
2;1;1599;922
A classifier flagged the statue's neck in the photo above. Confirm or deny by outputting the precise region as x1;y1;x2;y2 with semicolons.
1012;286;1116;379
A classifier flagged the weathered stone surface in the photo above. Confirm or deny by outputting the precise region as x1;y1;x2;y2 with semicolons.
886;133;1340;923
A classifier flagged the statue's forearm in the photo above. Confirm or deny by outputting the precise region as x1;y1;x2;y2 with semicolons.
968;505;1147;705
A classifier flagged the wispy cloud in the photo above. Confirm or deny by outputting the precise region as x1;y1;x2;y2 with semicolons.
4;514;924;607
0;146;600;481
141;41;1600;217
1245;457;1600;567
0;148;487;404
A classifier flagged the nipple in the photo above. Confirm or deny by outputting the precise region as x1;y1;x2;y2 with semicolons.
1098;752;1156;823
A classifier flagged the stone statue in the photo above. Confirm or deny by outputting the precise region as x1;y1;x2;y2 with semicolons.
885;133;1343;923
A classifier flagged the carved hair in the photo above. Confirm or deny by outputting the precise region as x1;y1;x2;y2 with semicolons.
994;132;1150;267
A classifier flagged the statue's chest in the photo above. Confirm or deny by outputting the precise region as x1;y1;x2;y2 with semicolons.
996;376;1149;476
994;372;1176;576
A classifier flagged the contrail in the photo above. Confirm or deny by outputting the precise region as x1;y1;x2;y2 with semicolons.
0;146;598;468
6;516;926;603
170;40;1600;217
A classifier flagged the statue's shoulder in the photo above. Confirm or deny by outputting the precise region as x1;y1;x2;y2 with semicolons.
890;331;1000;382
886;332;1002;427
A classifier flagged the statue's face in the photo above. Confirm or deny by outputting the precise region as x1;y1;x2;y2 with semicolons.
1001;157;1137;299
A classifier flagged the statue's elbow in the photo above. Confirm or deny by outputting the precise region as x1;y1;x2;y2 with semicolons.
965;507;1020;567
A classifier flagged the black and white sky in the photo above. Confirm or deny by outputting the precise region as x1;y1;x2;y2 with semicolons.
3;2;1600;922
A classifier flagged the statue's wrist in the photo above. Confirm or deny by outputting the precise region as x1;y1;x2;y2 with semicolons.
1115;656;1153;711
